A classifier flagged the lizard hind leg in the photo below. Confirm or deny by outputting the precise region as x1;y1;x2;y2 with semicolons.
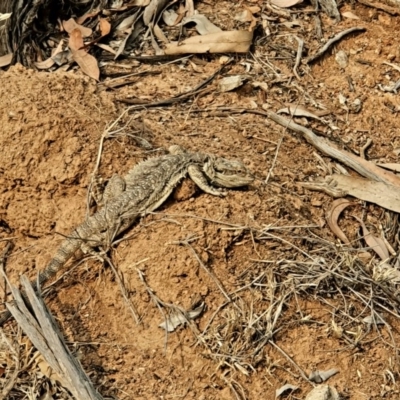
91;174;125;207
103;174;126;204
188;165;226;196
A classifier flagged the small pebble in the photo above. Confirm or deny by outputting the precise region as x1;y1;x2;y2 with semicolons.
335;50;348;68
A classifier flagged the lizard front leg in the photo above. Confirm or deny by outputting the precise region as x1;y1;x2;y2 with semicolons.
188;165;226;196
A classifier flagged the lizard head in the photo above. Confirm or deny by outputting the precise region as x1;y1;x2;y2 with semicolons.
203;156;254;188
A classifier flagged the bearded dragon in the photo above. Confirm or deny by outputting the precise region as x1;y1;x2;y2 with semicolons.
0;145;254;326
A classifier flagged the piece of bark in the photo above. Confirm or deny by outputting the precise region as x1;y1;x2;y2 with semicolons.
330;174;400;213
164;30;253;55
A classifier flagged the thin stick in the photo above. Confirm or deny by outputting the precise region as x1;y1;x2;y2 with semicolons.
269;340;313;385
136;268;169;351
293;35;304;80
265;137;283;185
181;239;233;304
104;255;140;325
307;27;366;64
360;138;372;159
87;107;135;215
0;241;14;321
119;63;230;108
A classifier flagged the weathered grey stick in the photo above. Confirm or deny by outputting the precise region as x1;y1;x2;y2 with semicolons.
1;272;104;400
265;111;400;186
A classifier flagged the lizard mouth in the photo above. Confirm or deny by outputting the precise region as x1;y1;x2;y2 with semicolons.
213;171;254;187
205;157;254;188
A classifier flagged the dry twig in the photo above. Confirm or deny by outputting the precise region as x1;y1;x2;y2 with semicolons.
307;27;366;64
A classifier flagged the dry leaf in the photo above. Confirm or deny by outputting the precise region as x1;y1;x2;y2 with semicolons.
377;163;400;173
185;0;195;17
271;0;303;7
234;7;259;31
68;28;84;51
159;303;204;332
309;369;339;383
116;14;136;31
188;59;203;72
99;18;111;36
83;18;112;48
181;14;222;35
75;10;101;25
68;29;99;80
153;23;169;43
131;0;150;5
248;5;261;13
96;43;117;55
174;3;187;24
52;50;72;66
252;81;269;92
159;311;188;332
51;39;65;57
342;11;360;19
115;31;132;59
63;18;92;37
149;25;164;55
281;20;302;28
0;53;13;67
164;30;253;55
326;199;353;244
363;313;385;325
163;9;179;26
234;9;254;22
35;58;56;69
353;216;389;261
244;5;259;30
35;40;66;69
276;384;298;398
0;13;12;21
36;354;69;388
71;49;100;80
330;174;400;213
219;75;248;92
143;0;169;26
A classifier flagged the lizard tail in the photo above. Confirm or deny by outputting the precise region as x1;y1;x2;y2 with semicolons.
37;235;82;287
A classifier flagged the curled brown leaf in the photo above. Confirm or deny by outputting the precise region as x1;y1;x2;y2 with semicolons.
353;216;390;261
0;53;13;67
326;198;353;244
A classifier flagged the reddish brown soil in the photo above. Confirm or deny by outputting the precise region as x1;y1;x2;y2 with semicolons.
1;2;400;399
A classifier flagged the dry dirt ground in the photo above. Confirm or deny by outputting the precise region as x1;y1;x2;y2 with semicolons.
1;2;400;400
